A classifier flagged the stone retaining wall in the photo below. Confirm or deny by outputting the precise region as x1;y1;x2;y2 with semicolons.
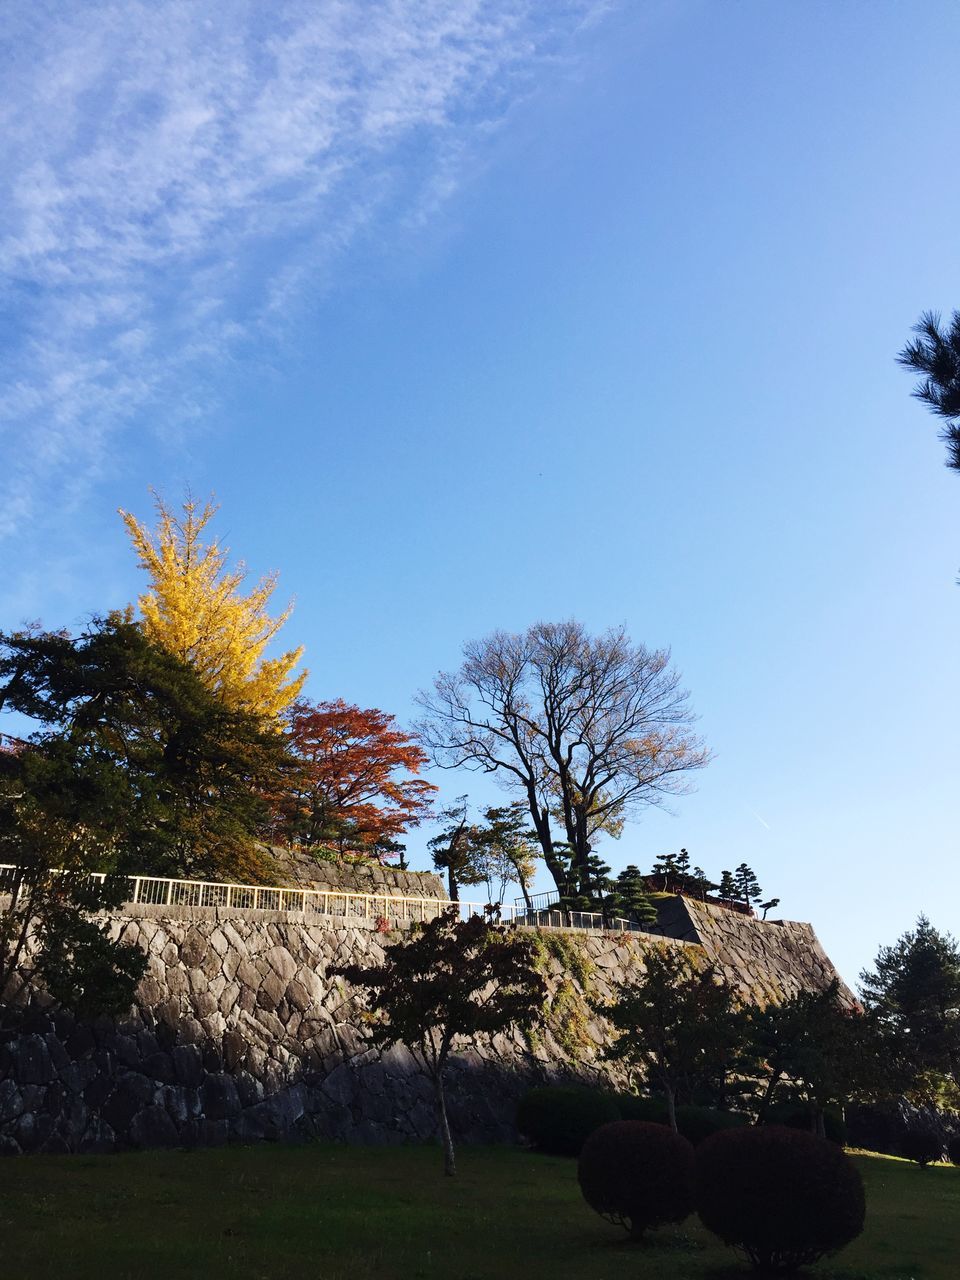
0;897;849;1156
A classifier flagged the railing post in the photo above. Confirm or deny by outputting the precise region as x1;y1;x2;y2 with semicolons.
131;877;141;905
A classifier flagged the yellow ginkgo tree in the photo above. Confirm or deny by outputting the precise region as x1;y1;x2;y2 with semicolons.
120;491;306;722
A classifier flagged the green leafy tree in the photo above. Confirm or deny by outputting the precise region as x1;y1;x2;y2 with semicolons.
334;908;546;1175
743;982;899;1136
599;946;743;1131
859;916;960;1095
898;310;960;472
718;870;737;902
473;802;540;910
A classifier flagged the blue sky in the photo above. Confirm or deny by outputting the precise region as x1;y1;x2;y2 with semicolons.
2;1;958;985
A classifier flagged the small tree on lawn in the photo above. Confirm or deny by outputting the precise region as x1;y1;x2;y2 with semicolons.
333;907;546;1176
599;946;742;1131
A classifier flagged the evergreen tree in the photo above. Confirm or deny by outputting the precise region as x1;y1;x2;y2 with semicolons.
614;865;658;927
898;310;960;472
718;870;737;902
427;797;482;903
733;862;762;910
690;865;717;901
859;916;960;1092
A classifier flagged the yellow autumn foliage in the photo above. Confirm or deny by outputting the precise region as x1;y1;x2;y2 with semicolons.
120;492;306;722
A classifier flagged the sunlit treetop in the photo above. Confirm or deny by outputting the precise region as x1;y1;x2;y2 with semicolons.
120;491;306;722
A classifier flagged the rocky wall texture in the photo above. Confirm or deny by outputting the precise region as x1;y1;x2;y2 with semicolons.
648;897;856;1006
0;897;849;1156
267;850;445;899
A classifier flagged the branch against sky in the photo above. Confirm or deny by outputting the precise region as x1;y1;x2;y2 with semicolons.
0;1;606;538
415;620;710;899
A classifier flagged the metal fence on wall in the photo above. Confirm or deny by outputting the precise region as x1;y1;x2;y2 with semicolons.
0;864;649;935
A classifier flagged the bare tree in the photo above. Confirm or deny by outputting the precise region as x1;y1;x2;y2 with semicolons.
415;621;709;901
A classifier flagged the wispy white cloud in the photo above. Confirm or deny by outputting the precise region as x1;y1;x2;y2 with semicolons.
0;1;603;538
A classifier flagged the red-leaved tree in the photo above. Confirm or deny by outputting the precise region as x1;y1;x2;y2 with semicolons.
274;699;437;861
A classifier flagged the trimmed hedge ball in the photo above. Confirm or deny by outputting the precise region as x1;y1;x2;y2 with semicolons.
696;1124;865;1273
516;1086;620;1157
577;1120;696;1240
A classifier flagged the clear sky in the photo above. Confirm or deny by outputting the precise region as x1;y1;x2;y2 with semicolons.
2;2;958;987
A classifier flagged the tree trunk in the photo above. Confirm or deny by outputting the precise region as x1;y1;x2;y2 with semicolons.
665;1086;678;1134
433;1073;456;1176
447;866;459;903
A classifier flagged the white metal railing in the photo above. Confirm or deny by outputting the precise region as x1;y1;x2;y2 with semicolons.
0;864;650;935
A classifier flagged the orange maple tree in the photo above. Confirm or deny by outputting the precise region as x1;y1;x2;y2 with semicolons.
275;699;437;860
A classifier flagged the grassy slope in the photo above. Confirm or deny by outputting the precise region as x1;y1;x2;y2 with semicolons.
0;1144;955;1280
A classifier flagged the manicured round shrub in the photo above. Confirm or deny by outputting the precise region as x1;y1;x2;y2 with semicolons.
696;1124;866;1273
516;1086;621;1156
765;1101;847;1147
947;1134;960;1166
899;1127;943;1168
578;1120;696;1239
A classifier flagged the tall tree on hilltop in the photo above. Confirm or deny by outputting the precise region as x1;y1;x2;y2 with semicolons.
733;863;762;912
898;310;960;472
416;621;709;902
120;491;306;721
273;699;436;861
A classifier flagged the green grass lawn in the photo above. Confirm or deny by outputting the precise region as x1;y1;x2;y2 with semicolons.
0;1143;955;1280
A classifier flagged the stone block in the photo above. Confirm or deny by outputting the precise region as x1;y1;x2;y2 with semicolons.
130;1105;179;1149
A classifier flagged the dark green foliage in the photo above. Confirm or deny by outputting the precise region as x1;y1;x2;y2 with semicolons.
32;876;148;1016
899;1128;943;1168
334;907;546;1175
0;617;297;882
1;868;146;1018
845;1104;902;1155
696;1125;866;1273
948;1134;960;1165
516;1085;621;1157
733;862;762;911
898;310;960;471
613;865;658;926
764;1102;847;1147
615;1095;747;1145
600;947;743;1130
744;981;888;1137
577;1120;695;1239
615;1093;669;1123
718;870;737;902
859;916;960;1096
